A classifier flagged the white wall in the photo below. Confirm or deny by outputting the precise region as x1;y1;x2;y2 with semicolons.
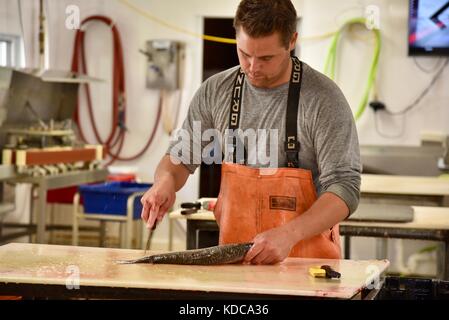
1;0;447;271
300;0;449;145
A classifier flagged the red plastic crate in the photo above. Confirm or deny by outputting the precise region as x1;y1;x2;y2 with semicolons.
47;187;80;204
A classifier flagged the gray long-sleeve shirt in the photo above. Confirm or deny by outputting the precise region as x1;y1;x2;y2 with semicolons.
167;61;361;214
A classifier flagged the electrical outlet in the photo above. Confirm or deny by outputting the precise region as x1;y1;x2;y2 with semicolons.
369;101;386;112
143;40;185;90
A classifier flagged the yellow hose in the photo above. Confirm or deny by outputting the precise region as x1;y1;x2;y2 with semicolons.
324;17;381;121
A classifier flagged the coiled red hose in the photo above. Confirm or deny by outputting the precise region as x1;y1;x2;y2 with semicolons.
71;15;161;165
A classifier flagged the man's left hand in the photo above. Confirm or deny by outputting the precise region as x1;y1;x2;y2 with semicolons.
244;225;296;265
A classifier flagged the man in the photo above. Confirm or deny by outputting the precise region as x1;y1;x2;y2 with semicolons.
141;0;361;264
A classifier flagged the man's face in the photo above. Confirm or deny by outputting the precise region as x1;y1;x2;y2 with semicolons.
236;27;297;88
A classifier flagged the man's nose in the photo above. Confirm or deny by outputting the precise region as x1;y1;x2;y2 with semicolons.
248;58;261;74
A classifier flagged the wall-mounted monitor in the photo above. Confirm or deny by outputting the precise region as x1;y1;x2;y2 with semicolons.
408;0;449;56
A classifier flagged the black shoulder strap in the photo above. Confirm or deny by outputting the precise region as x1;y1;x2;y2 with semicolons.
229;67;245;131
285;57;303;168
227;68;247;164
227;58;303;167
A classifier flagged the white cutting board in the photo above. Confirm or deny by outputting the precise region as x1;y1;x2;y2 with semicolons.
0;243;389;299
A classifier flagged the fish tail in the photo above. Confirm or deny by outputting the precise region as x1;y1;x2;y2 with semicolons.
115;256;154;264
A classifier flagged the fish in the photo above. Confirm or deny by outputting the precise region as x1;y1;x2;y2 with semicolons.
116;242;253;265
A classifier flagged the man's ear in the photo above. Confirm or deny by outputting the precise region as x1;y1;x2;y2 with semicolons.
289;32;298;51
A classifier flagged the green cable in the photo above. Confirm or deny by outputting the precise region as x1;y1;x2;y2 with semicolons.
324;17;381;121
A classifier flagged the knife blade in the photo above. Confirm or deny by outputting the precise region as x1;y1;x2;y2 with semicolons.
143;223;157;255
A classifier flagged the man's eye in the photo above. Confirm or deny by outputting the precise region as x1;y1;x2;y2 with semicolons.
261;57;272;61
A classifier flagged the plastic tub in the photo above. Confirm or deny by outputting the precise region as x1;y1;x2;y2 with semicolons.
78;182;152;219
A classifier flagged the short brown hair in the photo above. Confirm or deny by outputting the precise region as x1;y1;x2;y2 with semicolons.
234;0;297;49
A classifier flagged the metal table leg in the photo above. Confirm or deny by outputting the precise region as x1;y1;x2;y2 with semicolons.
36;181;47;244
99;221;106;247
119;223;126;248
29;185;35;243
72;193;80;246
344;236;351;259
376;238;388;260
439;240;449;281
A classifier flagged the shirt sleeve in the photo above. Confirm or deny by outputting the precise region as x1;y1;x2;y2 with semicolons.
165;81;216;174
310;82;362;215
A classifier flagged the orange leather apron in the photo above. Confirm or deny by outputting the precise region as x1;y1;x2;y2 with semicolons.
214;57;341;259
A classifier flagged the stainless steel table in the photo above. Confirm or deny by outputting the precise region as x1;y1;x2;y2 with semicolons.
169;206;449;280
6;168;108;243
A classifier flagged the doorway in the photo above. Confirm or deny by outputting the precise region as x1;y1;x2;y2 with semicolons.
199;18;238;198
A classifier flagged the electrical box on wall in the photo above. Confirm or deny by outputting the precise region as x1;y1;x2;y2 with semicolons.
142;40;185;90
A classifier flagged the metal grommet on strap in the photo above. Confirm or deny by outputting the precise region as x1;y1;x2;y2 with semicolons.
285;139;300;168
286;136;299;151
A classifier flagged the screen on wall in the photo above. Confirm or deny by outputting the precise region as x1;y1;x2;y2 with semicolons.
408;0;449;56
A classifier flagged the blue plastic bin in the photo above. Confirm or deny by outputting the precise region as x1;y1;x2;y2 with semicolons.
78;182;152;219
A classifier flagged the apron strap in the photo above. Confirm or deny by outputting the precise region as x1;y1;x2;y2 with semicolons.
285;57;303;168
228;68;247;164
228;57;303;167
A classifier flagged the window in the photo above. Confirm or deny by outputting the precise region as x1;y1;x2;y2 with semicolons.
0;34;23;67
0;40;11;66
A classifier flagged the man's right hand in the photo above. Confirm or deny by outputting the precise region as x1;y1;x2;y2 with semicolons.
141;155;191;230
140;179;176;230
